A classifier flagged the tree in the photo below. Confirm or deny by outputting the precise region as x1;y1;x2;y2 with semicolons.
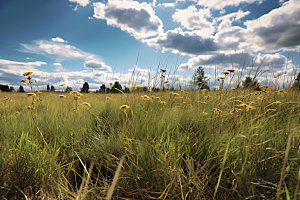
50;85;55;92
292;72;300;89
47;85;50;92
99;84;106;93
81;82;89;93
18;86;25;93
242;76;259;89
192;66;210;90
9;86;15;92
0;84;9;92
112;81;122;93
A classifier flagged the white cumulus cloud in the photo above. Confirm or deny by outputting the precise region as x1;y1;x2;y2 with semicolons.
93;0;164;39
84;60;112;72
69;0;90;7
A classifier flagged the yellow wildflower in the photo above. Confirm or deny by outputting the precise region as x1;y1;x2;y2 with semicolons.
26;92;36;96
120;105;130;109
82;102;91;107
22;72;33;76
222;71;229;75
20;79;28;83
141;95;151;100
159;100;166;104
232;88;236;90
108;83;114;86
59;84;65;86
201;112;208;115
227;69;235;73
273;101;282;104
213;108;222;115
171;92;180;96
246;105;256;112
59;95;66;98
160;68;167;73
218;77;225;80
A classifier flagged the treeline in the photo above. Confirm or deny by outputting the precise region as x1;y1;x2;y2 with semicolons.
0;85;25;92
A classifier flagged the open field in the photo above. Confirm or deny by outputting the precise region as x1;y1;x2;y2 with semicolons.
0;89;299;199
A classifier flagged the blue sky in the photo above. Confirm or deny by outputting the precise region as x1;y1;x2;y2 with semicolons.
0;0;299;90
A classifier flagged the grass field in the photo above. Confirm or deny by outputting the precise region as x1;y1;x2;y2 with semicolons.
0;88;299;199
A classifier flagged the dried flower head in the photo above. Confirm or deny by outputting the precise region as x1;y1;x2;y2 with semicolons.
82;102;91;107
22;72;33;76
26;92;36;96
120;105;130;109
20;79;28;83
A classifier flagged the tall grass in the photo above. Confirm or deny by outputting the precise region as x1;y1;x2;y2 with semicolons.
0;89;299;199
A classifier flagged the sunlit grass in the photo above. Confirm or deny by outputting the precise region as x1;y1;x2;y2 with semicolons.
0;89;299;199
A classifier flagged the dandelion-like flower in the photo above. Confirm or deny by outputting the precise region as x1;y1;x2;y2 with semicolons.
108;83;114;86
26;92;36;96
218;77;225;80
82;102;91;107
120;105;130;109
59;84;65;87
20;79;28;83
213;108;222;115
232;88;236;90
141;95;151;100
222;72;229;75
277;89;287;94
159;100;166;104
160;69;167;73
171;92;180;96
22;72;33;76
59;95;66;98
227;69;235;73
202;112;208;115
246;105;256;112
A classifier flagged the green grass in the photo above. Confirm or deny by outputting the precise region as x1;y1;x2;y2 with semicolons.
0;89;299;199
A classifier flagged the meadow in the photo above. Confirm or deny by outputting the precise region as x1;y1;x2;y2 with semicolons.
0;86;299;199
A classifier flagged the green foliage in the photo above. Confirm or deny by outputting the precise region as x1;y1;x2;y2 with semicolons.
81;82;89;93
112;81;122;93
50;85;55;92
17;85;25;93
242;76;259;89
0;90;299;199
192;66;210;89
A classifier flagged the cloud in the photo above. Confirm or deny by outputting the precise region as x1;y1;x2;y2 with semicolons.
196;0;261;10
20;39;98;60
51;37;66;43
217;10;250;22
93;0;163;39
245;0;300;51
143;28;218;55
178;52;288;72
172;5;215;34
157;3;176;8
53;63;63;71
84;60;112;72
69;0;90;7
